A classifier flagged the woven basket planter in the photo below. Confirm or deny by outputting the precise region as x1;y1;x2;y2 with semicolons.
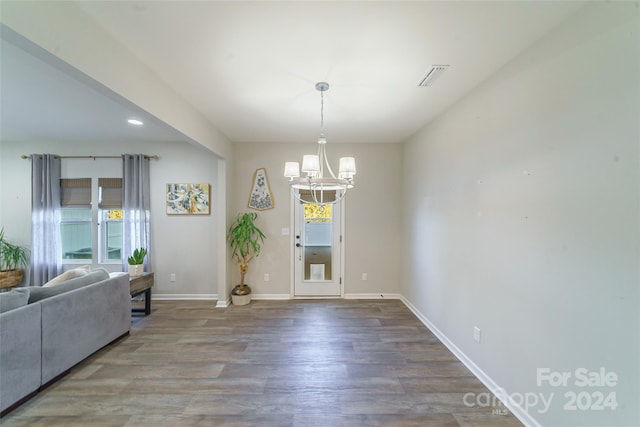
0;269;24;290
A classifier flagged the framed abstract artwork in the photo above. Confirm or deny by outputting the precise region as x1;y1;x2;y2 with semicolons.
166;183;210;215
247;168;274;210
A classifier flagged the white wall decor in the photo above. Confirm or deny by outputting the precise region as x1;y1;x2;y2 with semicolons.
247;168;273;211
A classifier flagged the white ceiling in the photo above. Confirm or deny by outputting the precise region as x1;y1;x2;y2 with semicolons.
1;1;585;145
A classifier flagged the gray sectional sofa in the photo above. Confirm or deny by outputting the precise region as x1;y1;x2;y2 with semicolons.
0;269;131;414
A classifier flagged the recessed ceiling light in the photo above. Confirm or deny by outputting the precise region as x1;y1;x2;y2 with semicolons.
127;119;144;126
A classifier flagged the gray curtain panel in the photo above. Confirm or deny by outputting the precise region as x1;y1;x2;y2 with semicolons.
30;154;62;285
122;154;151;271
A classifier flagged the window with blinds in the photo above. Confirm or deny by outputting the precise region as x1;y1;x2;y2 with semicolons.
98;178;123;262
60;178;92;260
59;178;124;263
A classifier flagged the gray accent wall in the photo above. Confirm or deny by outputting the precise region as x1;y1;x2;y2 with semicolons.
401;3;639;426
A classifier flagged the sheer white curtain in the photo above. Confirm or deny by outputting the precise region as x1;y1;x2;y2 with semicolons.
122;154;151;271
30;154;62;285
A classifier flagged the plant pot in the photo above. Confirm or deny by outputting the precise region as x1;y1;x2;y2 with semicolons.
231;284;252;306
128;264;144;277
231;293;251;306
0;269;24;289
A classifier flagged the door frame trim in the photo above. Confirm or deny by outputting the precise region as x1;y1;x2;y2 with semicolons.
288;192;346;299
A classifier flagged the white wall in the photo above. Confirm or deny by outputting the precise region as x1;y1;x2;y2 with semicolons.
0;140;221;299
232;142;403;297
402;3;639;426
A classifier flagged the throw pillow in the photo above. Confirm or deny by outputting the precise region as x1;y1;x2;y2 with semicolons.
0;288;30;313
43;265;91;287
29;268;110;303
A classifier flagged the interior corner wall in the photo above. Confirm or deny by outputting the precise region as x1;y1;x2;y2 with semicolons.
231;142;403;297
402;3;639;426
0;140;221;298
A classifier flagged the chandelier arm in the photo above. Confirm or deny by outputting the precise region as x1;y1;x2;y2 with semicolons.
333;189;347;204
310;186;320;205
291;189;308;204
312;186;323;205
292;188;325;205
322;143;337;179
317;143;324;178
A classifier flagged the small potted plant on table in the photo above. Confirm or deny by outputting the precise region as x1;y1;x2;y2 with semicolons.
227;212;266;306
127;247;147;277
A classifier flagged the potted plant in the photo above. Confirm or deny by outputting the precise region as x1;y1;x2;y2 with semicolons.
127;247;147;277
0;228;29;289
227;212;266;305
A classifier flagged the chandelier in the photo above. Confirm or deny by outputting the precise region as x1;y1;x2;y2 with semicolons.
283;82;356;205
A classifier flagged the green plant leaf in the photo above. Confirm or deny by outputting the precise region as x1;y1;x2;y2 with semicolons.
227;212;266;286
0;227;30;271
127;247;147;265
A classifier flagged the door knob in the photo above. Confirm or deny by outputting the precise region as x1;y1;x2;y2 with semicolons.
296;243;301;247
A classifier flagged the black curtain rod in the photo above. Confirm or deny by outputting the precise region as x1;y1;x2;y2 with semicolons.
21;155;160;160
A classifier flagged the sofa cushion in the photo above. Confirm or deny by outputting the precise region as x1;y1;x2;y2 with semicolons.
29;268;110;303
0;288;31;313
43;266;91;287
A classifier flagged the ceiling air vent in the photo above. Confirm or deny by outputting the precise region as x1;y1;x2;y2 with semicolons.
418;65;449;87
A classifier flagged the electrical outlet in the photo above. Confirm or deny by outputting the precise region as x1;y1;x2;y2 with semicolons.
170;273;176;282
362;273;368;281
264;273;270;282
473;326;481;343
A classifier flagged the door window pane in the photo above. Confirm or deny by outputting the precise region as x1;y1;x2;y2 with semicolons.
303;203;333;280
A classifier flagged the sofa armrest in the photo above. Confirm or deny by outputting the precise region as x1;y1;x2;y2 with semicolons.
0;303;42;413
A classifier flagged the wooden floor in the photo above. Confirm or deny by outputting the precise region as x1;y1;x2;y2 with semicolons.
2;300;523;426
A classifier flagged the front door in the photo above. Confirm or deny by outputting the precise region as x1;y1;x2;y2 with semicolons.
293;196;342;297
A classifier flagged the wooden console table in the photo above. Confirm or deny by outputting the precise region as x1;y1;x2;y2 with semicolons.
129;272;154;315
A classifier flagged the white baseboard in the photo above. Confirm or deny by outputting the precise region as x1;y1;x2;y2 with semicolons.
216;298;230;308
399;296;538;427
152;294;218;301
344;293;403;300
252;294;291;300
250;293;403;300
